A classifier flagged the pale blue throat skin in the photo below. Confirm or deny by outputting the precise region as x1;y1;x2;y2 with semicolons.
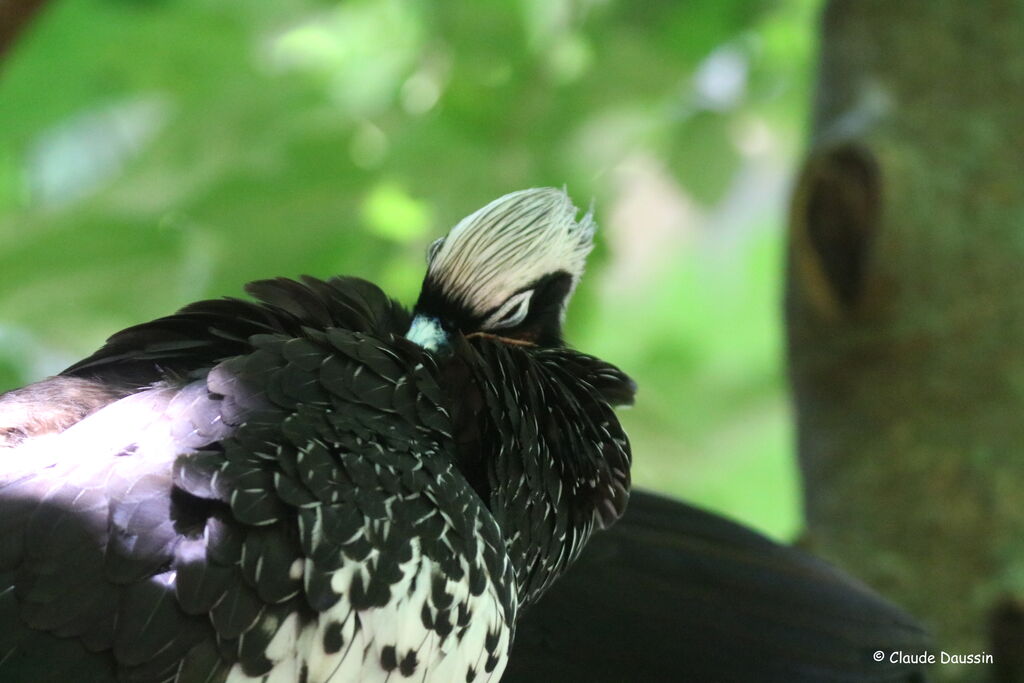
405;315;449;351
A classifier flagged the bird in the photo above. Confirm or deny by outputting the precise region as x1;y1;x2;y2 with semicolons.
0;187;636;682
0;186;932;683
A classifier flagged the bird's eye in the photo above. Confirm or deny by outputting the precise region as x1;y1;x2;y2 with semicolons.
482;290;533;330
426;237;445;264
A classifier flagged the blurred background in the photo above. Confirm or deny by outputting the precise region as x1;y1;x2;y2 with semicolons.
0;0;821;540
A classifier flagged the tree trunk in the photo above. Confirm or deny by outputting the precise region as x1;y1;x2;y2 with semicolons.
787;1;1024;680
0;0;50;60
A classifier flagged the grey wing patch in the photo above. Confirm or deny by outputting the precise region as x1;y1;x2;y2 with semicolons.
0;376;130;447
0;381;234;682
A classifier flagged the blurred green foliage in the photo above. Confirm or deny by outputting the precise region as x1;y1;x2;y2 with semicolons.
0;0;821;539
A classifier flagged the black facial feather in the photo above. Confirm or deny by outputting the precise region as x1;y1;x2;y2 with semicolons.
414;271;575;347
412;276;478;336
492;272;573;347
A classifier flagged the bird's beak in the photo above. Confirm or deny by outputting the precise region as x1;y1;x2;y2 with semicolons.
405;315;449;351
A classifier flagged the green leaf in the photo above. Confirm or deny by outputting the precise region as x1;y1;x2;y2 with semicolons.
361;182;433;243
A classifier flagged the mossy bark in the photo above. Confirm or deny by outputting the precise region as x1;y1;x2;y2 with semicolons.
787;1;1024;680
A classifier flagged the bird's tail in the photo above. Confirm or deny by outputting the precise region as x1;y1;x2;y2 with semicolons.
505;490;930;683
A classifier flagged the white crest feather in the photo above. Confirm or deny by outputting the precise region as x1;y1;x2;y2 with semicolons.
428;188;595;317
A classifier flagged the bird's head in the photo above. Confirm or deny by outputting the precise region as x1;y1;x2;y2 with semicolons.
407;188;594;350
